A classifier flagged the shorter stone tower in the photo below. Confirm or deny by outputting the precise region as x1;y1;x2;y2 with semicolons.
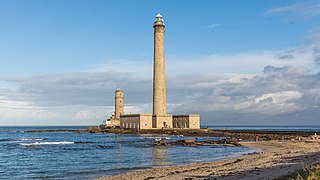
115;89;124;119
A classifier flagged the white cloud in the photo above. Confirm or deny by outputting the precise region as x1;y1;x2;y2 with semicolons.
255;91;302;104
251;91;303;115
265;2;320;18
0;104;113;125
86;38;319;77
75;110;98;120
202;23;222;29
169;65;318;116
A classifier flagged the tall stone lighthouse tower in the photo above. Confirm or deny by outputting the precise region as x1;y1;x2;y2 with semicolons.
153;13;167;116
113;13;200;130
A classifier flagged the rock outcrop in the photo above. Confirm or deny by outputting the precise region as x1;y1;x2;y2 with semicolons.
154;138;241;147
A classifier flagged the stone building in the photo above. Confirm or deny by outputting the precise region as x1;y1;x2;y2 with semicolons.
172;114;201;129
120;114;153;129
114;14;200;129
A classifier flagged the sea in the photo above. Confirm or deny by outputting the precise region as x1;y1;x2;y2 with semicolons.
1;125;319;179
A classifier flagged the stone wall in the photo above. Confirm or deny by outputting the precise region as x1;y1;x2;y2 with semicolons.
188;114;201;129
173;114;200;129
172;115;189;128
140;114;153;129
153;115;173;129
120;114;153;129
120;114;140;129
120;113;200;129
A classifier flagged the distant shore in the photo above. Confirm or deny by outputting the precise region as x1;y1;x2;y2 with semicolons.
26;127;319;141
98;139;320;180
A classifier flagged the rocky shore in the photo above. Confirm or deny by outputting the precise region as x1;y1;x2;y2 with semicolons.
26;126;319;142
154;138;241;147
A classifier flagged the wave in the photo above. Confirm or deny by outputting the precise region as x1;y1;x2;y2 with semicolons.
0;138;12;142
74;141;95;144
0;138;44;142
20;141;74;146
13;130;24;133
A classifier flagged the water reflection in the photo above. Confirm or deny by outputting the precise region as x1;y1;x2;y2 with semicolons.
152;147;168;166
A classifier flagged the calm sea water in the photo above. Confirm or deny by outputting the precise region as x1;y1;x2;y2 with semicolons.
0;126;257;179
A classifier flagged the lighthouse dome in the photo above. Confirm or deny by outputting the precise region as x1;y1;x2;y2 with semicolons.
156;13;162;18
154;13;164;24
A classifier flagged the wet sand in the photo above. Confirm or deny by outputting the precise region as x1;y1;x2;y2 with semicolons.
98;140;320;180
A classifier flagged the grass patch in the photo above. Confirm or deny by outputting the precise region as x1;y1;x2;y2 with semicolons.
276;164;320;180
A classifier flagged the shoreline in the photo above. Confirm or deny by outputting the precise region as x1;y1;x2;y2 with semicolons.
26;127;318;141
23;127;320;179
98;140;320;180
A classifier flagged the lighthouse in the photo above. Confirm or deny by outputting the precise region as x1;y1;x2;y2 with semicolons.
115;13;200;130
153;13;167;116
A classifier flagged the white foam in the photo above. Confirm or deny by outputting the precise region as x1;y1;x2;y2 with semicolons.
13;130;24;133
20;141;74;146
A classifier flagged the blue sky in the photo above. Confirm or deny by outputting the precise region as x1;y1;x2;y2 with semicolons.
0;0;320;125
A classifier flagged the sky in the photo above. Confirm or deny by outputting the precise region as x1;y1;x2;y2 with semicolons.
0;0;320;126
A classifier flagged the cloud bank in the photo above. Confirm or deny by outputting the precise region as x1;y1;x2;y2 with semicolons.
1;35;319;125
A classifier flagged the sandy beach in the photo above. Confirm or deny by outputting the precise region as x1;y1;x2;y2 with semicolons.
99;140;320;180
